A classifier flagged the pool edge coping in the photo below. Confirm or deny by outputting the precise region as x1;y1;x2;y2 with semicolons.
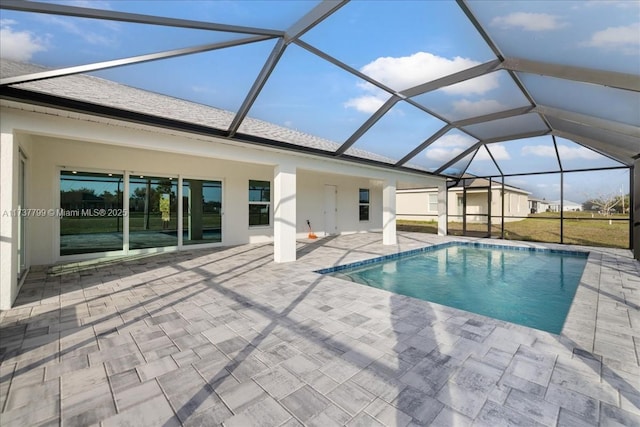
314;240;590;275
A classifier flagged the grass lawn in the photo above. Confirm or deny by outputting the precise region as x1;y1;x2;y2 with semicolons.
398;212;630;249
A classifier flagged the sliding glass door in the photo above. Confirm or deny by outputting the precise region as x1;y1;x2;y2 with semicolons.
128;175;178;250
60;171;124;255
60;171;223;256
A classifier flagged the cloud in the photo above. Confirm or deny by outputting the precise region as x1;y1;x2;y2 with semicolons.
191;85;217;95
441;75;500;96
426;146;466;162
452;99;506;118
0;21;47;61
559;145;602;160
65;0;112;8
584;23;640;55
536;183;560;189
483;143;510;160
344;51;500;113
491;12;567;32
35;14;119;46
424;133;476;162
471;144;509;161
344;95;386;114
521;145;555;158
579;1;638;9
422;136;508;164
48;16;115;45
521;144;600;160
361;52;498;93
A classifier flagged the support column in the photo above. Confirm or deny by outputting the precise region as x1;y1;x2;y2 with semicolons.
633;160;639;261
382;177;397;245
0;132;18;310
437;182;447;236
274;163;297;263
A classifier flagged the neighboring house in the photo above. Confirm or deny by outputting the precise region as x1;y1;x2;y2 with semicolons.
397;178;531;223
528;197;550;214
396;188;442;222
548;200;582;212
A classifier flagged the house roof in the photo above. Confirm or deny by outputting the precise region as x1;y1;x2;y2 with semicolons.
449;178;530;195
528;197;549;203
0;1;637;180
549;200;582;207
0;59;400;168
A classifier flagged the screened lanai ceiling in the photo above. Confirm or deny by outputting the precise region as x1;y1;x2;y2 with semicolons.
1;0;639;180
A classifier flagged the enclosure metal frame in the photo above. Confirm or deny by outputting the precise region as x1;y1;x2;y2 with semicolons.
0;0;636;251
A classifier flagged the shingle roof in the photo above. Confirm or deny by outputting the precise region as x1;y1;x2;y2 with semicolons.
1;59;398;165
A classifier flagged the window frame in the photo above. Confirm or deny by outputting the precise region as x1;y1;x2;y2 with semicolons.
248;179;271;227
359;188;370;222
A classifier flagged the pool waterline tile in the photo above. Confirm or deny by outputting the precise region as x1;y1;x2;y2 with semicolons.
315;241;589;274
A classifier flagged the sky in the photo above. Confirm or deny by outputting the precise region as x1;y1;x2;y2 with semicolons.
1;0;637;203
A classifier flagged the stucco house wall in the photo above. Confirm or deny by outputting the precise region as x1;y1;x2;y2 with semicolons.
397;184;530;224
0;105;444;309
396;189;438;222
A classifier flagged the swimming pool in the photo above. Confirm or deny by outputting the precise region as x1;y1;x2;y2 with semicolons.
319;242;589;334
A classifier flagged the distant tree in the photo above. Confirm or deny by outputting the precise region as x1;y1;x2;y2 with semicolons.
612;194;630;214
588;191;621;216
133;187;147;200
624;194;629;214
582;200;598;211
63;187;96;196
60;187;98;209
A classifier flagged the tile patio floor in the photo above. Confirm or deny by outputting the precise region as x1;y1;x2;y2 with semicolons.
1;232;638;426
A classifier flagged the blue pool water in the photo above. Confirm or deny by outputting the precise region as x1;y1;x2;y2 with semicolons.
321;243;588;334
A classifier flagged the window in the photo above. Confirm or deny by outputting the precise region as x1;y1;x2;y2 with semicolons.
249;180;270;226
359;188;370;221
428;193;438;213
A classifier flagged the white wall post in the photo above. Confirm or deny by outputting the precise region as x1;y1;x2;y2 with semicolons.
437;182;448;236
273;163;297;263
382;177;397;245
0;132;18;309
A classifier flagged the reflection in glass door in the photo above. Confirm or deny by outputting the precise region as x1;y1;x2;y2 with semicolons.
183;179;222;245
60;171;124;255
128;175;178;249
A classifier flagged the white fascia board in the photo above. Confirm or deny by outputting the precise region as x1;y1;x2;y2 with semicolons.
1;102;445;187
